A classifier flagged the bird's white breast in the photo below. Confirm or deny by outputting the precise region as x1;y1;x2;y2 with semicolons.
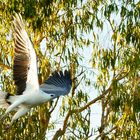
20;89;52;106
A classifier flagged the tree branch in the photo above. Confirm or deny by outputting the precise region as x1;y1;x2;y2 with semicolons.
52;84;112;140
51;69;128;139
73;85;112;113
49;98;59;113
52;110;72;140
95;126;117;140
115;71;129;81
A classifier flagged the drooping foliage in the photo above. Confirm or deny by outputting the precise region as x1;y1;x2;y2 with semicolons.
0;0;140;139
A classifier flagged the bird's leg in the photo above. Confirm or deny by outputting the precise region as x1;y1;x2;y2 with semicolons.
11;106;30;126
3;106;30;130
0;99;23;122
11;106;30;123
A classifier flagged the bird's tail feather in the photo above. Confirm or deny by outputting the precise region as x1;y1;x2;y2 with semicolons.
0;91;9;109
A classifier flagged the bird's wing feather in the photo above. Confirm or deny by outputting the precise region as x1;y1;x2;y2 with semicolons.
13;14;39;95
40;70;72;98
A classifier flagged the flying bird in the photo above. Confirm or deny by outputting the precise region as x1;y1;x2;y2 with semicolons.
0;14;72;128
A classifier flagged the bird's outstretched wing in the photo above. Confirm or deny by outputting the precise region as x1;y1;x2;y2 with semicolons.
13;14;39;95
40;70;72;98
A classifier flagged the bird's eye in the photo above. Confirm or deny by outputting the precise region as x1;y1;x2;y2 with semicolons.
51;94;54;97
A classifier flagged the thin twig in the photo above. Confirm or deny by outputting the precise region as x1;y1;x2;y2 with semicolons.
49;98;59;113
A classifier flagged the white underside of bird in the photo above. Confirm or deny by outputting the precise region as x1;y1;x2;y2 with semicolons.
0;14;72;128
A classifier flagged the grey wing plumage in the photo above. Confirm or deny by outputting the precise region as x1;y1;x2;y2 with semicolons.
40;70;72;98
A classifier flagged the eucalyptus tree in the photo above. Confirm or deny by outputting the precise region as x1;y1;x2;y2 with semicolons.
0;0;140;139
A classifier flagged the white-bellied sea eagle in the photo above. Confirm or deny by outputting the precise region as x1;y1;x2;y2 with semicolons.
0;14;72;129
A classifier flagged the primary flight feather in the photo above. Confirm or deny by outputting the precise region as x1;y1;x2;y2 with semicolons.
0;14;72;128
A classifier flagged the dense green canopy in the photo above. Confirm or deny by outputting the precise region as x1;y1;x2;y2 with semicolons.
0;0;140;139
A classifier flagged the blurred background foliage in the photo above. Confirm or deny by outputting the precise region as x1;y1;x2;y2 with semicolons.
0;0;140;139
